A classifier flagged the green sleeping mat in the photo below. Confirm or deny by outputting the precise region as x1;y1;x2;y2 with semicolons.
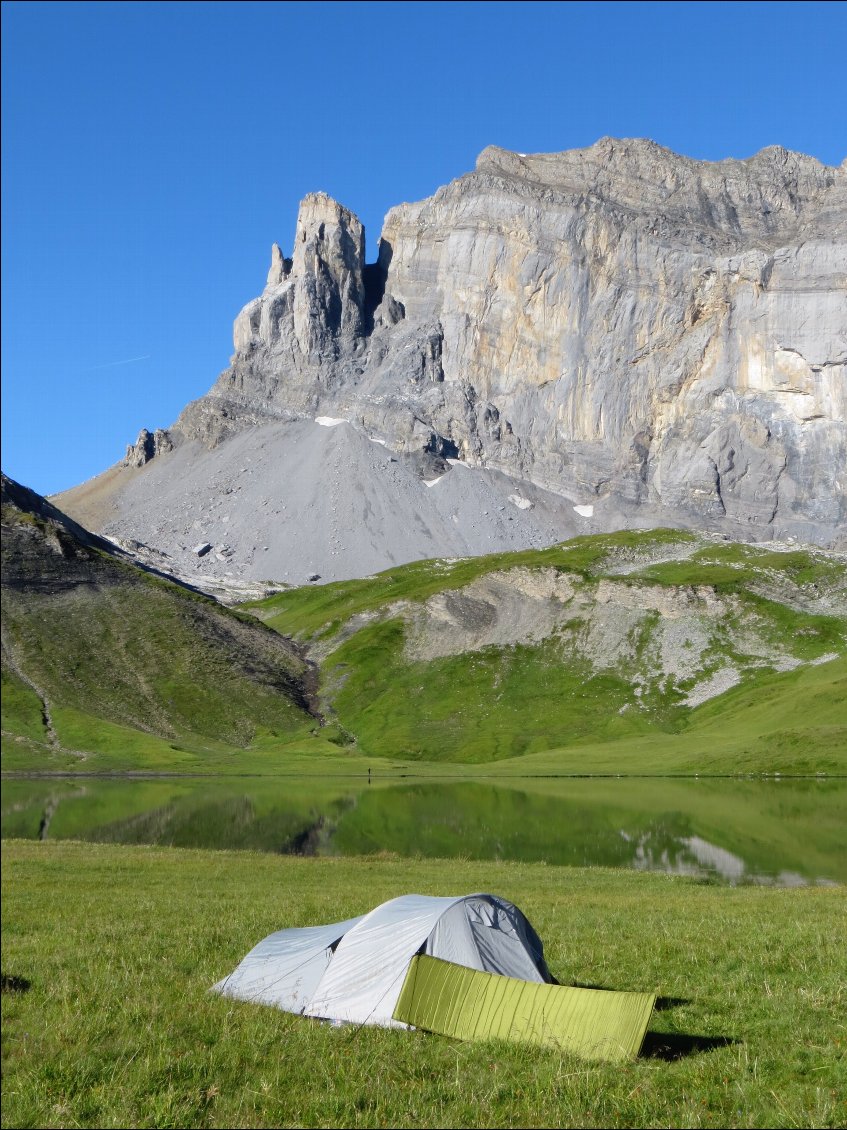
393;955;655;1062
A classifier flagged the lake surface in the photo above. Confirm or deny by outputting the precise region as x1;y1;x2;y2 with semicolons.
2;775;844;887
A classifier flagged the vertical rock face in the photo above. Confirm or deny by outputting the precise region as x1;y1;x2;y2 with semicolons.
291;193;366;352
233;193;366;359
166;139;846;546
124;428;173;468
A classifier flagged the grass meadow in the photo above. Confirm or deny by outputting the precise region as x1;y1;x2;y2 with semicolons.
2;840;845;1128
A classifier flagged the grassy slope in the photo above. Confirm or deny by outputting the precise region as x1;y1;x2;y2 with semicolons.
4;527;845;776
250;532;847;773
3;659;843;778
250;530;699;638
1;675;354;774
1;575;315;748
2;840;845;1129
509;656;847;776
1;485;319;768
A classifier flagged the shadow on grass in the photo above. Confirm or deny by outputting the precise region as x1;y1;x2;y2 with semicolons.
563;985;731;1060
570;984;690;1012
641;1032;736;1061
1;974;32;994
654;995;690;1011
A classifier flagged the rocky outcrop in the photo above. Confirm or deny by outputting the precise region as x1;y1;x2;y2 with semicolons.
234;193;367;361
125;427;173;468
137;140;847;546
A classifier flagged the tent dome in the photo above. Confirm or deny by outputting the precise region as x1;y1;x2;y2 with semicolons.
214;892;552;1028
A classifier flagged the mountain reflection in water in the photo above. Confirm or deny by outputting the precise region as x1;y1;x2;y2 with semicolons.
2;776;843;888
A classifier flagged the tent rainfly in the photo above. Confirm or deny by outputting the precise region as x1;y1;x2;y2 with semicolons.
213;893;656;1062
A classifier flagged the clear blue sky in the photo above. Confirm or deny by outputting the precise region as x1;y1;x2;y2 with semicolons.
3;0;845;495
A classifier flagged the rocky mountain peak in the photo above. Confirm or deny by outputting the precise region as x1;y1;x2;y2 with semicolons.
291;192;367;352
232;191;369;363
58;138;847;577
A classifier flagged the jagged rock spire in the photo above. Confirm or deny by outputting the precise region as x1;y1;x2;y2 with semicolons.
266;242;290;287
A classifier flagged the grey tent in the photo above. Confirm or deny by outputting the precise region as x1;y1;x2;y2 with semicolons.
213;892;655;1060
214;893;550;1027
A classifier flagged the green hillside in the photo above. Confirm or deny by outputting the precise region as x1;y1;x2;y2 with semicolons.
249;531;847;773
3;476;845;776
1;475;317;769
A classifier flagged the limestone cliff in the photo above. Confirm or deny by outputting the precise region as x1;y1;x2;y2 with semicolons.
161;139;845;548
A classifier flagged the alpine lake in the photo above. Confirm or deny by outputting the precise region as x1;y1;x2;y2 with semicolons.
2;773;844;887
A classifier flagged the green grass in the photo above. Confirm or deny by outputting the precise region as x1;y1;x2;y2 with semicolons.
0;670;47;745
240;532;847;772
2;840;845;1128
4;527;845;777
3;655;844;779
2;579;313;746
636;543;847;592
511;655;847;777
2;492;318;768
3;656;844;780
303;615;847;772
325;624;669;763
249;529;698;640
0;706;372;776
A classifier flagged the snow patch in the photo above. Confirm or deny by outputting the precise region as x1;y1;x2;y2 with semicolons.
315;416;347;428
508;494;533;510
423;478;443;488
574;504;594;518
